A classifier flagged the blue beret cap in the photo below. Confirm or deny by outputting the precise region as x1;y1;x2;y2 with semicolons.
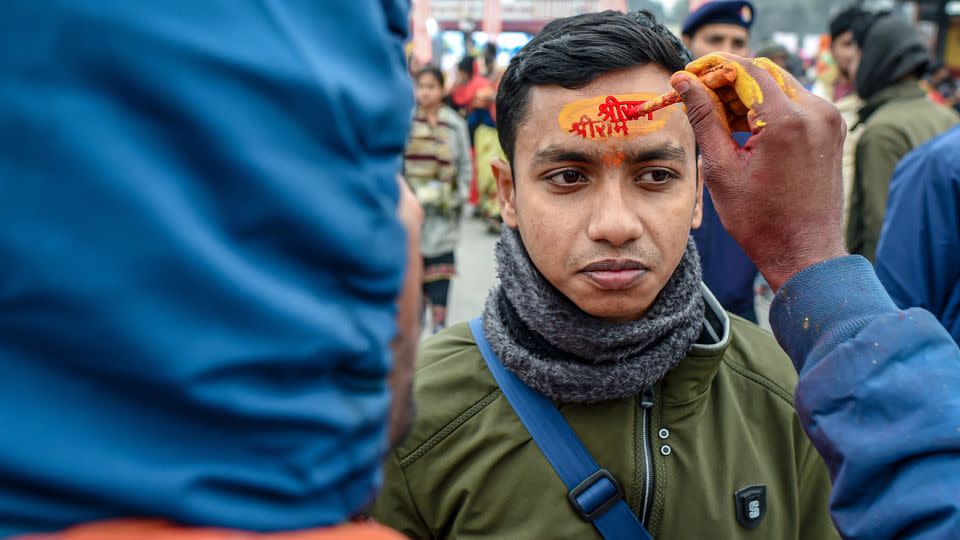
682;1;755;36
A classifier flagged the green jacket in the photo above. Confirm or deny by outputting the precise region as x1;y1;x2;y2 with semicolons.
847;79;959;261
373;297;838;539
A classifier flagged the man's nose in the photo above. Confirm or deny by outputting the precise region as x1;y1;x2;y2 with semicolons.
585;181;644;248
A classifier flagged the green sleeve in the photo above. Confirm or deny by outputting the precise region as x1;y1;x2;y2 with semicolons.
798;441;841;540
371;449;433;539
847;127;908;261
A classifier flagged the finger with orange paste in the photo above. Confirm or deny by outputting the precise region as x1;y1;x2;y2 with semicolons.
750;56;802;99
673;68;737;134
688;53;806;134
684;54;765;118
700;65;738;90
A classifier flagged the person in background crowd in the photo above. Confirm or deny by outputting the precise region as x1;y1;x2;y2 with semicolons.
926;61;960;110
482;41;499;79
1;1;418;538
374;11;837;539
875;126;960;345
755;43;788;69
470;44;500;140
755;44;808;87
405;67;472;334
471;89;506;234
681;0;752;59
450;56;492;117
449;54;497;232
812;5;865;231
677;47;960;540
819;6;864;108
846;13;959;261
681;0;759;322
468;44;504;234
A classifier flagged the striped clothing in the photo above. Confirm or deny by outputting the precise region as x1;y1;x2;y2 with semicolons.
403;106;471;257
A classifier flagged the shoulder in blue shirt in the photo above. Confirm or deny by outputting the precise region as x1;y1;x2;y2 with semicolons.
875;125;960;344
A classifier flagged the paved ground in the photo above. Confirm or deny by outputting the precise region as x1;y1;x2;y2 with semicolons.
448;216;500;324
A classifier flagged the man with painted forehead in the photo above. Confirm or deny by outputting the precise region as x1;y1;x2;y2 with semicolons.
372;11;838;539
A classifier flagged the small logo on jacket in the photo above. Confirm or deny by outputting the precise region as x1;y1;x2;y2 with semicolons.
748;499;761;519
734;485;767;529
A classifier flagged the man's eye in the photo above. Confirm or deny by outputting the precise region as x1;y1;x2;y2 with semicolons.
546;170;588;185
636;169;678;184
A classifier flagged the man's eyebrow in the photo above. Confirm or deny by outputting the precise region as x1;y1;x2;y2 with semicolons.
624;144;688;164
531;143;688;167
531;145;602;166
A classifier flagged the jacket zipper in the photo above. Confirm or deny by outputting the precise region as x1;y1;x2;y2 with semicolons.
639;386;656;526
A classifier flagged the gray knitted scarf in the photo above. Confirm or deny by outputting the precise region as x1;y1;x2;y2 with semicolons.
481;227;704;404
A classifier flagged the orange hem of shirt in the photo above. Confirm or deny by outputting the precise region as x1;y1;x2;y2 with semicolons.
13;519;406;540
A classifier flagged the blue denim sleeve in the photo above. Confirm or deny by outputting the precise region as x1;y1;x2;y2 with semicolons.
771;256;960;539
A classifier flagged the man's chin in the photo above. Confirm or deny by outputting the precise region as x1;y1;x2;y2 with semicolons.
572;295;654;322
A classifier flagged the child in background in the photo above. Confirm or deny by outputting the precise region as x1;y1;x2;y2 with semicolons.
404;67;472;333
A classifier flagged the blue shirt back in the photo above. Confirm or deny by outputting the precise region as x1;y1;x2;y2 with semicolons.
876;125;960;344
0;1;411;534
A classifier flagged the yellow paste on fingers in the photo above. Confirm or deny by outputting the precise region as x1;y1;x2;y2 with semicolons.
751;56;797;98
686;54;764;109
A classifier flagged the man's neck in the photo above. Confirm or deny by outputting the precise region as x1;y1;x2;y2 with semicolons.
479;228;707;403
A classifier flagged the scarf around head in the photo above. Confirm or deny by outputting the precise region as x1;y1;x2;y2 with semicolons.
854;16;929;102
481;227;705;404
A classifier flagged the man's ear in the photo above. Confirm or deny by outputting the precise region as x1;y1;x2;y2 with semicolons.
492;158;519;228
691;154;703;229
681;34;692;49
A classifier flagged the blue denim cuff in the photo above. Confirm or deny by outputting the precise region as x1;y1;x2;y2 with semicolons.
770;256;898;374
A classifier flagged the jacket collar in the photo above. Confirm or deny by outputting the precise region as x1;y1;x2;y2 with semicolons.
659;284;730;405
857;79;927;126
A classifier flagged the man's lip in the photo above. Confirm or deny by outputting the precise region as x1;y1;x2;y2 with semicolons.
579;259;648;290
580;269;647;290
580;259;647;272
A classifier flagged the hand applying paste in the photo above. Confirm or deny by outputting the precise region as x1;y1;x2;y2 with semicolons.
664;52;846;291
632;54;794;133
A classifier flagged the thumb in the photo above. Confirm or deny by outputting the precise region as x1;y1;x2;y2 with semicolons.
670;71;739;164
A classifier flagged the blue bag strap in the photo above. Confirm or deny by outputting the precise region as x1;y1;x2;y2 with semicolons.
468;318;653;540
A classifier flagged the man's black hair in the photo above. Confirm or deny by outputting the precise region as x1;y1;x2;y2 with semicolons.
495;10;691;164
829;6;867;40
415;66;445;88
